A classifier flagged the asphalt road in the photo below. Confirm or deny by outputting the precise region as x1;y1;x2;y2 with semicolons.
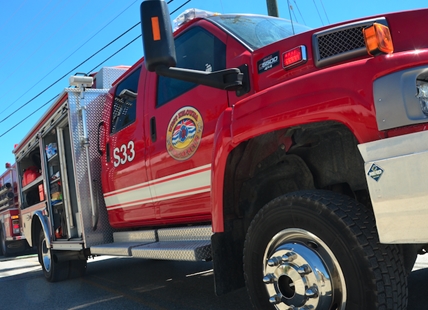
0;255;252;310
1;254;428;309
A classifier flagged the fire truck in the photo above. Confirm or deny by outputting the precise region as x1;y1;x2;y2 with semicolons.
13;0;428;309
0;163;28;256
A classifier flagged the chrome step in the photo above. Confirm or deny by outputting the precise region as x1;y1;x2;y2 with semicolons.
131;240;211;261
90;225;212;261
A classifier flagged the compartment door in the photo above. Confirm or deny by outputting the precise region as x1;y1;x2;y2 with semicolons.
102;67;154;228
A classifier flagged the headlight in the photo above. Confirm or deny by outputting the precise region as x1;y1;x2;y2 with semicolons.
416;82;428;115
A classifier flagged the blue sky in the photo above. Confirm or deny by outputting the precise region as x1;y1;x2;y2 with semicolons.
0;0;425;168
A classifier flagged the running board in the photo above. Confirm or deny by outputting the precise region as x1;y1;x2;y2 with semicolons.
90;225;212;261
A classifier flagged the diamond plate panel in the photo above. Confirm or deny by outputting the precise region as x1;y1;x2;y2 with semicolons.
67;88;114;248
91;241;155;256
157;225;212;242
131;240;212;261
65;67;127;248
114;230;157;243
94;66;129;89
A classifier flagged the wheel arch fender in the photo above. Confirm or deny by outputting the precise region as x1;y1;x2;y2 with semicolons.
31;210;51;249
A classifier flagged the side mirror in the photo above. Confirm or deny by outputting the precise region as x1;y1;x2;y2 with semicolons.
118;89;137;101
140;0;245;92
141;0;176;72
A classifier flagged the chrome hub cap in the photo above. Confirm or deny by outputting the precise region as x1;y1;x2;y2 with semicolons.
41;237;51;272
263;229;346;310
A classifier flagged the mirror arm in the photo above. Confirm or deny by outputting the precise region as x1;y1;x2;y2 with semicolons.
155;65;243;91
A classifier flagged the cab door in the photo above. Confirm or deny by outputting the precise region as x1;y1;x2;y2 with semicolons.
102;66;155;228
145;22;229;223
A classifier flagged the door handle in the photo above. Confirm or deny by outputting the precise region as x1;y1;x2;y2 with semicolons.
150;117;157;142
97;121;105;155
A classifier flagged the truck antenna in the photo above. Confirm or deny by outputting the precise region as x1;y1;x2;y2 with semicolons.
287;0;295;34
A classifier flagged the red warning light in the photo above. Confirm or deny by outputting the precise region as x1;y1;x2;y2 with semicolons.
283;46;307;69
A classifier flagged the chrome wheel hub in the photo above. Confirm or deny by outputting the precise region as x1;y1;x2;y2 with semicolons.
41;237;51;272
263;229;346;310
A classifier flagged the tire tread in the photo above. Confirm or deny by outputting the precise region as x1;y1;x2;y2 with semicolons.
243;190;407;309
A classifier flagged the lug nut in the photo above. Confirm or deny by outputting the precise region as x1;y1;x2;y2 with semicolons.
269;294;282;304
297;264;312;275
305;286;318;298
282;252;297;262
267;256;283;267
263;273;276;284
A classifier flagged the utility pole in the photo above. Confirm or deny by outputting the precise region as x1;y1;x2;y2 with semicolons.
266;0;279;17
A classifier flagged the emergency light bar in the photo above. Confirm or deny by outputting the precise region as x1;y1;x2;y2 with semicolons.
173;8;218;31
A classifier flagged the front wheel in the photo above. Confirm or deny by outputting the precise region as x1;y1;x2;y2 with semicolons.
243;190;407;310
38;230;69;282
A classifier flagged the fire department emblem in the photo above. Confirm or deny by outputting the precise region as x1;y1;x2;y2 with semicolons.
166;107;203;161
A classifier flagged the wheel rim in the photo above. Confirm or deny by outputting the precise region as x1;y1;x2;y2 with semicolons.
262;228;346;310
41;236;51;272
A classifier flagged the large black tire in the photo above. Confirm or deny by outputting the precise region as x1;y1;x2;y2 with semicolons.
38;230;69;282
69;259;87;279
243;190;407;310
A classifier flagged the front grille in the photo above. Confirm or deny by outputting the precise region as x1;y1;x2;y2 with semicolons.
313;17;387;67
318;26;366;59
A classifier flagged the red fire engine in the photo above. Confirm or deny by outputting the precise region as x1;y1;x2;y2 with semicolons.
13;0;428;308
0;163;28;256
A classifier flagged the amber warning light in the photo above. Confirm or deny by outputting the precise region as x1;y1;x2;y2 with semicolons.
283;46;307;69
363;23;394;56
151;16;161;41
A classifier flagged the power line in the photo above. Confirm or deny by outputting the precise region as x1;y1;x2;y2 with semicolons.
319;0;331;24
0;94;58;138
0;0;136;116
0;0;64;70
312;0;325;26
0;0;54;58
293;0;306;25
1;0;190;138
0;21;141;124
87;35;141;74
289;4;299;24
171;0;191;15
0;0;93;85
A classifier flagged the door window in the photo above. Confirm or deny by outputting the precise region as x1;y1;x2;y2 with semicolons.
157;27;226;107
111;67;141;134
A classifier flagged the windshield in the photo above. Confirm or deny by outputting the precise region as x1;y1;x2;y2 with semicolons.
208;14;310;50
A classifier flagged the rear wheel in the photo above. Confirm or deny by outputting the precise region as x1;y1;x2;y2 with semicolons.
243;190;407;310
38;230;69;282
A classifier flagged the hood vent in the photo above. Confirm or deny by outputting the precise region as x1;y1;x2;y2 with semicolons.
313;17;387;67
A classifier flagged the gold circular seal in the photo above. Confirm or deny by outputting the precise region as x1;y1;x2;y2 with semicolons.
166;107;203;161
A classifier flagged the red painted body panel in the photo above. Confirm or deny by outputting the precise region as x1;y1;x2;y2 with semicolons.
100;8;428;233
210;9;428;232
102;20;232;229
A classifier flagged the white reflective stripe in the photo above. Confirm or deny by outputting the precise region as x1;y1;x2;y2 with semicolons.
104;184;152;209
104;164;211;197
105;164;211;209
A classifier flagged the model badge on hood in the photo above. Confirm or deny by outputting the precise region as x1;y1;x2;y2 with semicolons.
258;51;280;73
